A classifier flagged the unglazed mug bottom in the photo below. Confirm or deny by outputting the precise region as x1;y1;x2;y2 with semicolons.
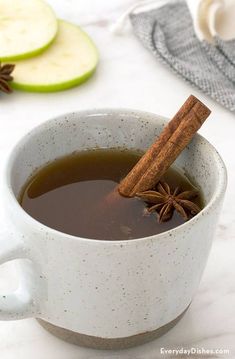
37;305;189;350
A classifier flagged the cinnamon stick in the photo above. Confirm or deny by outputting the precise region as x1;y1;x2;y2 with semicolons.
118;95;211;197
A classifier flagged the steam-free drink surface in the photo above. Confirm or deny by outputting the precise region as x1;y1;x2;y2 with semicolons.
20;149;202;240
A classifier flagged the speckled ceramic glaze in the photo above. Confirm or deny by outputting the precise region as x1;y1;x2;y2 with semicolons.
0;109;227;349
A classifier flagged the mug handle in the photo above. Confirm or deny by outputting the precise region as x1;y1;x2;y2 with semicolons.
0;230;40;320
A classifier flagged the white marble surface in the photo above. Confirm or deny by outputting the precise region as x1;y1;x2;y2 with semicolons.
0;0;235;358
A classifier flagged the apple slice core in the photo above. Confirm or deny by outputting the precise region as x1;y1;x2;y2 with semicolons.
11;20;99;92
0;0;58;61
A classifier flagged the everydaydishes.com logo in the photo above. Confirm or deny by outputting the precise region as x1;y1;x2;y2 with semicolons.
160;347;230;356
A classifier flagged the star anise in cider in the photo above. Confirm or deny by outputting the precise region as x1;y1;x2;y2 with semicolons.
0;62;15;94
136;181;201;223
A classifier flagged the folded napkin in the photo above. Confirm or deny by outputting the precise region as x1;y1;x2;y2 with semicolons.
128;0;235;112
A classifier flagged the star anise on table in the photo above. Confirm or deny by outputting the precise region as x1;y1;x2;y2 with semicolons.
136;181;201;223
0;62;15;94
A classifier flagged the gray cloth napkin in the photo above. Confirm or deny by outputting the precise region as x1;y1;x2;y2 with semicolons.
130;1;235;112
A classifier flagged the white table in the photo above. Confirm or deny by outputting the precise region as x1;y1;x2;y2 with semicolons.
0;1;234;358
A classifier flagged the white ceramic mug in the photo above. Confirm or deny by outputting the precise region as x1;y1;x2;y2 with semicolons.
0;109;227;349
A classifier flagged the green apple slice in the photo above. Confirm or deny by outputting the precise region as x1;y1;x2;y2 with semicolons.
0;0;58;61
11;20;99;92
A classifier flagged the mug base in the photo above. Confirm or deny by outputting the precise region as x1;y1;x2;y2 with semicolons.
37;306;189;350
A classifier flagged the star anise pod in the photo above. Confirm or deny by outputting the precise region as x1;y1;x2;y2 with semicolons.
0;62;15;94
136;181;201;223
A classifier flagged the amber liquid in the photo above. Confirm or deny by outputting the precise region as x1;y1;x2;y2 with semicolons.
19;149;203;240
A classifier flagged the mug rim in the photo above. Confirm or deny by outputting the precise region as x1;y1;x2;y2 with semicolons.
4;108;228;244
